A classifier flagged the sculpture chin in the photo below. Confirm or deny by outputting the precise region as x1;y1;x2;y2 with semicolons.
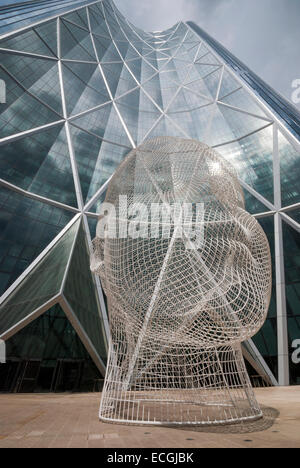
91;137;272;426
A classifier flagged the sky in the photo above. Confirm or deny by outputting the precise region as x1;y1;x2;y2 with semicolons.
114;0;300;108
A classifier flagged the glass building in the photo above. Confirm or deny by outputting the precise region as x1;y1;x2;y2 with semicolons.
0;0;299;392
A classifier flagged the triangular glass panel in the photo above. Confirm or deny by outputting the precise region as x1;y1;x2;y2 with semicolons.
136;110;164;144
70;124;126;203
63;222;107;361
218;68;241;99
0;27;56;57
4;303;104;385
195;52;220;66
69;124;101;202
173;45;195;63
71;102;113;138
174;23;188;37
185;30;199;43
114;40;129;58
144;56;159;70
101;61;123;96
159;59;178;72
146;115;187;140
202;67;223;100
142;73;163;110
188;62;221;81
0;185;75;295
115;88;163;144
33;20;58;57
216;125;274;204
167;104;213;141
0;67;60;139
93;35;121;62
209;103;272;146
184;39;199;51
89;6;111;38
182;44;200;63
156;57;172;72
62;62;110;116
85;141;129;200
194;43;210;62
72;102;132;147
112;24;128;42
160;84;181;110
138;43;152;56
125;58;142;82
76;7;90;29
108;17;125;39
89;4;106;23
172;62;195;83
184;72;220;101
0;218;80;335
63;61;107;93
220;88;269;118
66;20;96;58
140;60;158;83
156;47;173;58
102;63;138;98
0;52;63;115
124;44;141;61
156;70;180;101
278;131;300;207
243;190;271;215
283;209;300;226
62;10;89;30
60;20;96;61
0;124;77;206
155;50;170;60
167;87;211;113
103;2;119;30
116;66;139;97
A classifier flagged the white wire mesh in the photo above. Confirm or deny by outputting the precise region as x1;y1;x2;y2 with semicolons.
91;137;272;425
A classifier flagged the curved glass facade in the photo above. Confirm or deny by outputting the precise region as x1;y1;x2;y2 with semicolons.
0;0;299;389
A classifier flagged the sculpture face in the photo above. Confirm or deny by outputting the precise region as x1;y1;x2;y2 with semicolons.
91;137;272;426
92;137;271;347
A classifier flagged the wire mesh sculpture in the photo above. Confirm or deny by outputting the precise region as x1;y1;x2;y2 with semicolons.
91;137;272;426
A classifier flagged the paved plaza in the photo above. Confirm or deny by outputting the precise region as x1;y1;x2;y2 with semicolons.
0;386;299;448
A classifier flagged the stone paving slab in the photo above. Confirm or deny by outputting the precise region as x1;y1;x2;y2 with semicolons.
0;387;299;448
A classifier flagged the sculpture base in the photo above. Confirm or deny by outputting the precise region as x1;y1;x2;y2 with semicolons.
99;344;262;426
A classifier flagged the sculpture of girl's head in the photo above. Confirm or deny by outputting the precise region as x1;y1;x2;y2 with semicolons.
91;137;271;348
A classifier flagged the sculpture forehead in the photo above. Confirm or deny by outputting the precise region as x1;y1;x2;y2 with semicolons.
114;137;230;175
105;137;244;209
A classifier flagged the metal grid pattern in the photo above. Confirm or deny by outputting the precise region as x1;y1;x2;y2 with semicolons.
91;137;271;425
